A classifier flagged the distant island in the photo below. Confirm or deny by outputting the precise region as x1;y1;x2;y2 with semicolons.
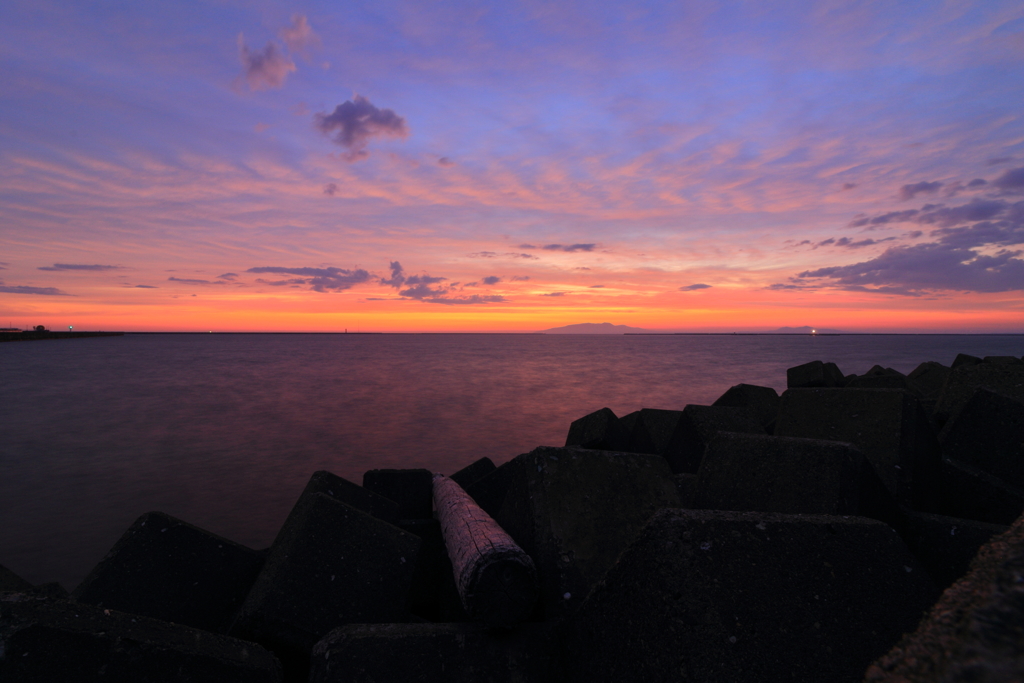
539;322;651;334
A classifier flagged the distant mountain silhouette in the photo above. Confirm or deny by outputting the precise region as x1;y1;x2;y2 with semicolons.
539;322;651;334
769;326;843;334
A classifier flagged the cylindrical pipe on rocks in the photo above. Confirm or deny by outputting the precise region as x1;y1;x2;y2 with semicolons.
432;473;538;627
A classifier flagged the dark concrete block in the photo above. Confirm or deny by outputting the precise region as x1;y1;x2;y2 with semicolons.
448;457;496;489
309;622;560;683
618;409;641;439
72;511;265;634
712;383;781;432
629;408;684;456
866;513;1024;683
494;446;681;620
396;518;445;621
362;468;433;519
564;407;630;451
464;457;519;518
940;458;1024;525
846;374;913;391
952;353;983;369
666;404;765;474
934;362;1024;424
775;388;942;511
0;593;281;682
695;433;897;521
436;550;471;623
895;510;1008;589
787;359;846;388
906;360;951;401
231;493;421;670
298;470;400;526
564;509;938;683
984;355;1024;365
939;388;1024;488
673;473;698;508
0;563;33;592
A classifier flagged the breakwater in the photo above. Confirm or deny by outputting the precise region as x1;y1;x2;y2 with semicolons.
2;352;1023;681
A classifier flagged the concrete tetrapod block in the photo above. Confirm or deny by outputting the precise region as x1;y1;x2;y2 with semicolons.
775;388;942;511
906;361;952;401
231;493;421;673
940;458;1024;525
448;456;496;489
694;432;898;523
0;593;281;682
464;457;520;518
895;510;1008;590
787;360;846;388
939;387;1024;488
396;519;445;621
866;512;1024;682
295;470;400;527
494;446;681;621
309;622;560;683
563;509;938;683
564;407;630;451
0;563;33;592
628;408;685;456
984;355;1024;365
952;353;983;369
667;404;765;474
712;383;781;433
362;468;433;519
933;362;1024;425
72;511;265;634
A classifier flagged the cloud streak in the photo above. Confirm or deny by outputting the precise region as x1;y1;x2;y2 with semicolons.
38;263;121;271
247;266;371;292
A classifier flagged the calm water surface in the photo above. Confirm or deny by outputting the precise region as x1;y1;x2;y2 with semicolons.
2;332;1022;589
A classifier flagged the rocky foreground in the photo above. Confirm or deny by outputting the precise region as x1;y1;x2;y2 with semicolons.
2;352;1023;682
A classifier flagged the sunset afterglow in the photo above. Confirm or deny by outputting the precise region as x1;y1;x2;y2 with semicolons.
2;2;1023;332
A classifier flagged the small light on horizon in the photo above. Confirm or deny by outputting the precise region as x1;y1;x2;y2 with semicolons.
68;325;73;331
811;328;817;335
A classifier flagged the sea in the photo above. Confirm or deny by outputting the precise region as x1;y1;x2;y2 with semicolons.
2;332;1022;590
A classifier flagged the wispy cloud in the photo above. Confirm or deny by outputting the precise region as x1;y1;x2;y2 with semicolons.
538;243;596;252
237;35;295;90
38;263;122;271
314;96;408;160
247;266;371;292
679;283;711;290
898;181;943;201
0;285;69;295
279;14;319;56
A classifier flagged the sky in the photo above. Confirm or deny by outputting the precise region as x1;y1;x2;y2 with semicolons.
1;1;1023;333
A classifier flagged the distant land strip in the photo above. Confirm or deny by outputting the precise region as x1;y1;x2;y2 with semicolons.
0;331;124;343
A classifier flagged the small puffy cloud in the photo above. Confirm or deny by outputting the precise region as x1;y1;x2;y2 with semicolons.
246;266;370;292
38;263;121;271
542;243;596;252
438;157;455;167
590;284;604;288
482;276;501;285
679;283;711;291
237;35;295;90
314;95;408;160
0;285;69;295
380;261;406;287
405;274;446;285
841;183;857;190
279;14;319;55
992;166;1024;191
323;183;338;196
898;181;943;201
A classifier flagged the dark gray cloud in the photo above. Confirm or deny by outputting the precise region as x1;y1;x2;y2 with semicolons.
795;243;1024;294
542;243;596;252
438;157;455;167
0;285;69;295
916;198;1009;227
246;266;371;292
967;178;987;188
679;283;711;291
482;276;501;285
841;183;857;190
217;273;238;280
590;284;604;288
324;183;338;196
542;292;568;296
988;157;1014;166
237;36;295;90
38;263;121;271
135;284;158;288
848;209;920;228
519;244;537;249
511;275;530;281
380;261;406;287
314;96;408;160
167;276;228;285
992;166;1024;191
899;181;943;201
